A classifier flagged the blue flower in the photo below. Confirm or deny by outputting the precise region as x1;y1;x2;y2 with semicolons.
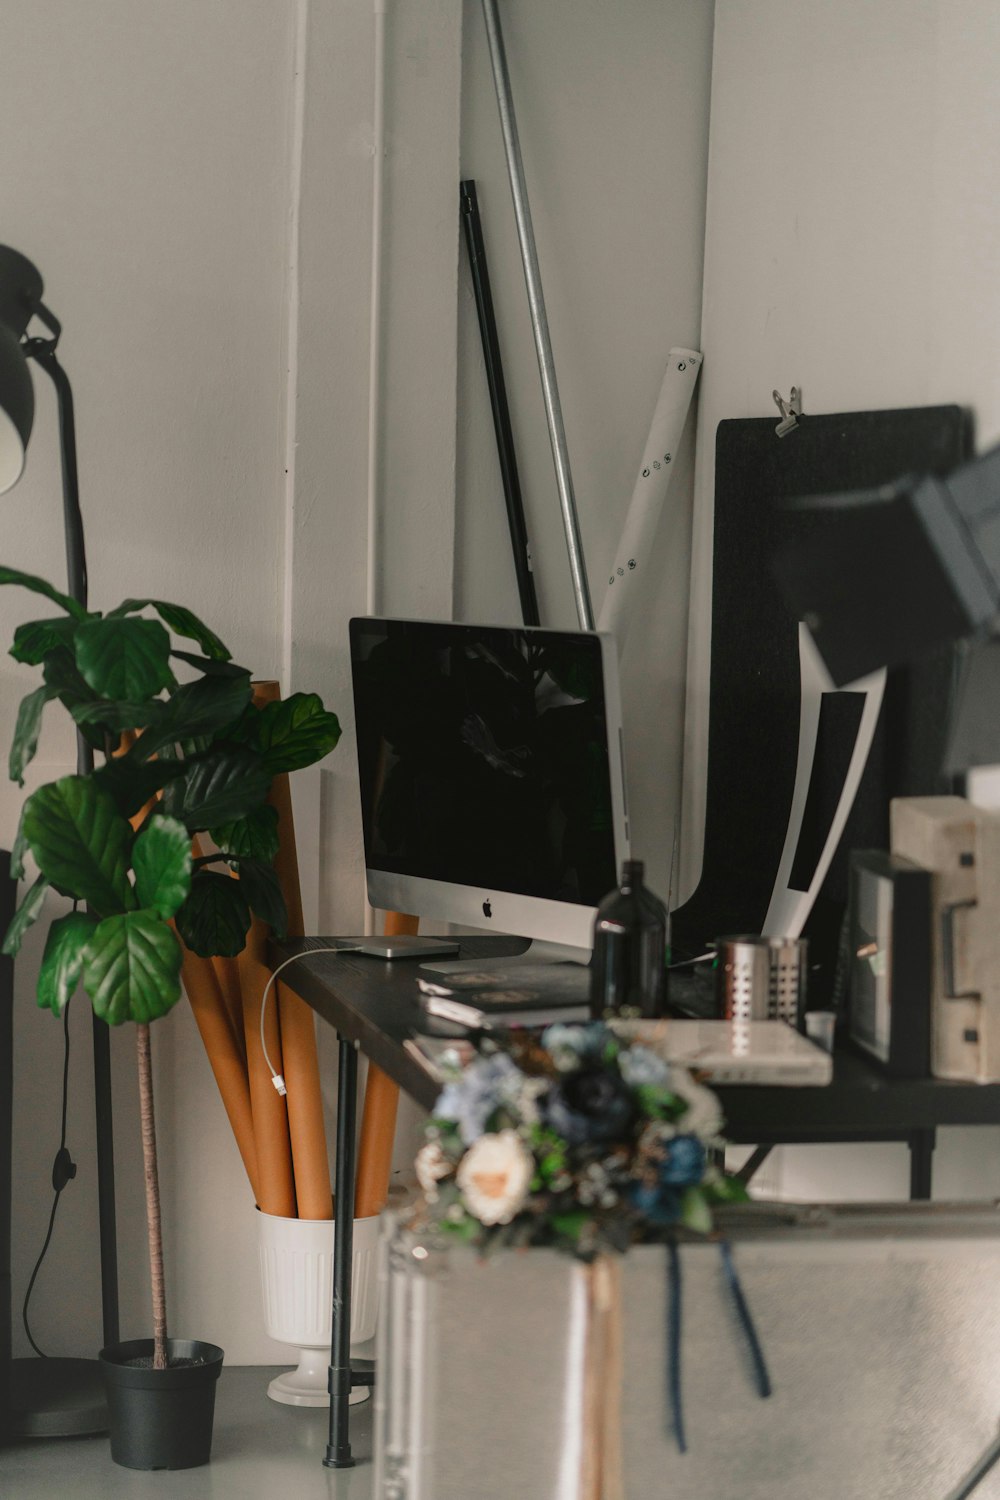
541;1021;613;1064
618;1044;671;1089
434;1053;524;1146
629;1177;682;1226
544;1066;634;1145
659;1134;706;1187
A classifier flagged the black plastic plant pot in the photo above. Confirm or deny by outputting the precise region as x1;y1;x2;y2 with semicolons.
98;1338;224;1470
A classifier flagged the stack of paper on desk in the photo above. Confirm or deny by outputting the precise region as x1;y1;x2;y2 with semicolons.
609;1019;833;1086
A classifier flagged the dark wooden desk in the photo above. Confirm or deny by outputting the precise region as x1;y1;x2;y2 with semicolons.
275;934;1000;1467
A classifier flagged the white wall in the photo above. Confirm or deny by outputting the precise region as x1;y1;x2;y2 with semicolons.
692;0;1000;1200
2;0;470;1368
1;1;299;1362
287;0;465;1273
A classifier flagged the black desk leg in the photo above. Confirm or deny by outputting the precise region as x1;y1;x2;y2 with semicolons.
325;1036;358;1470
908;1128;936;1201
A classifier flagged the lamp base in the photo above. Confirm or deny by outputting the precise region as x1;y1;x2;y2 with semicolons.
8;1355;109;1437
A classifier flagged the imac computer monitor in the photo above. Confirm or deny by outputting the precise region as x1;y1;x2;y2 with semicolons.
349;617;630;962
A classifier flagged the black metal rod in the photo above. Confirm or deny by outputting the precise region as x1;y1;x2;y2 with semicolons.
460;179;540;627
27;347;88;624
942;1431;1000;1500
0;853;15;1439
908;1128;936;1201
735;1144;774;1186
325;1037;358;1470
25;343;119;1349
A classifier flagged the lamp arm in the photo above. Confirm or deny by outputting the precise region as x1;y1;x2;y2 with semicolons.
24;340;92;777
23;341;87;608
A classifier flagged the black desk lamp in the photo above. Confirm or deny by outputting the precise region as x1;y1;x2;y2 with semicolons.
0;245;118;1438
772;439;1000;687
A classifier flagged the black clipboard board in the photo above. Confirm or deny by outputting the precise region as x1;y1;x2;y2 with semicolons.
673;403;972;1003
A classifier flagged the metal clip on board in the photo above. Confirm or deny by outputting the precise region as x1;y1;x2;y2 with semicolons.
773;387;802;437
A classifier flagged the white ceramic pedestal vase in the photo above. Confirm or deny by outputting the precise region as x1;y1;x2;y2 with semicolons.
258;1211;380;1407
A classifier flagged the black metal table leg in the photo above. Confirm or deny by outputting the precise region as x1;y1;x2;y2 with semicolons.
325;1036;358;1469
735;1144;775;1188
908;1127;936;1200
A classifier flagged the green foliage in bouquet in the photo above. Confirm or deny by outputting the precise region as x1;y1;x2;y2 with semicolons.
0;563;341;1026
415;1022;749;1260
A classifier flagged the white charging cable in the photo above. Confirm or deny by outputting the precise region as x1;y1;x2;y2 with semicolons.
260;947;365;1096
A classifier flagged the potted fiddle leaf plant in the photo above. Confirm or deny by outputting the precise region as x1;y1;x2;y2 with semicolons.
0;564;340;1469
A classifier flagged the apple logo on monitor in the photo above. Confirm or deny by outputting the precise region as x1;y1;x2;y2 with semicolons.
482;899;492;918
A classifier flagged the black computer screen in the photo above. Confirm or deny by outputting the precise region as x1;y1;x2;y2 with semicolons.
349;618;619;907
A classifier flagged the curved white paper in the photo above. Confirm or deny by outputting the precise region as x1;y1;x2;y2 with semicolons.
763;623;886;939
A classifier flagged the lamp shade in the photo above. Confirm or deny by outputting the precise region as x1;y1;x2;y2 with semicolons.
0;322;33;493
0;245;44;495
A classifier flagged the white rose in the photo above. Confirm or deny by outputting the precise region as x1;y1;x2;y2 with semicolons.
668;1066;724;1141
415;1140;454;1201
456;1129;534;1226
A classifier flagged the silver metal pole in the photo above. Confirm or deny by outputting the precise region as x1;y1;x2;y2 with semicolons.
480;0;594;631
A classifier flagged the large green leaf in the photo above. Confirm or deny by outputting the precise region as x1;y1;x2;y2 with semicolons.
108;599;232;662
175;871;251;958
9;809;28;880
37;911;100;1015
136;672;252;757
93;754;187;820
71;698;166;733
83;910;183;1025
23;777;136;917
132;815;191;918
211;804;280;862
42;649;104;749
10;616;79;666
74;616;175;701
10;684;56;787
165;747;270;830
236;858;287;938
1;874;48;956
254;693;342;774
170;649;249;679
0;565;88;620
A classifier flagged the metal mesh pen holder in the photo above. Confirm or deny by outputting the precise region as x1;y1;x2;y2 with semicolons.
716;935;808;1025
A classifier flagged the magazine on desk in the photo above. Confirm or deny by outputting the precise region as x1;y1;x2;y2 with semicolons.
416;964;590;1030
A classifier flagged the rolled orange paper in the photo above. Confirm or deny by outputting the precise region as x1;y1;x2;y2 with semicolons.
276;979;334;1219
253;680;332;1219
355;1063;400;1218
353;910;413;1219
211;954;247;1063
178;942;260;1203
238;912;297;1218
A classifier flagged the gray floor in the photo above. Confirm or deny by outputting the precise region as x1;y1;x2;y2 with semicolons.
2;1368;374;1499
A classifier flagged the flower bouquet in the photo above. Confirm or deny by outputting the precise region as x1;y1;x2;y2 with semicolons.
388;1021;770;1490
414;1021;749;1257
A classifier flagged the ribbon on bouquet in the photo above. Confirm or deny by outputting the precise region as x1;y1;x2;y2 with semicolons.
569;1239;771;1497
666;1238;772;1456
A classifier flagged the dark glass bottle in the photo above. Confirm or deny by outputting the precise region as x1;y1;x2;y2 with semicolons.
589;859;668;1019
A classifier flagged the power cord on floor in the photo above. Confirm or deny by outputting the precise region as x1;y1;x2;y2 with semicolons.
22;997;76;1358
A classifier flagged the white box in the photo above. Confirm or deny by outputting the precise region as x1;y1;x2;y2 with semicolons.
891;795;1000;1081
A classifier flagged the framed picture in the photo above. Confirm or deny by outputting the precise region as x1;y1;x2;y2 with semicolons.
848;850;931;1076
